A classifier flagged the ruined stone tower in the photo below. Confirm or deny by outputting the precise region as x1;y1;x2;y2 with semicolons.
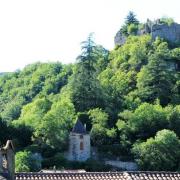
68;120;90;161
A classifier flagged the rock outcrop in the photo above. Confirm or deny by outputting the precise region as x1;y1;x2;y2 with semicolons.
114;31;126;46
114;22;180;46
151;23;180;43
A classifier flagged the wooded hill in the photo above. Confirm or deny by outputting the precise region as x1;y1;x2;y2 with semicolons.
0;13;180;172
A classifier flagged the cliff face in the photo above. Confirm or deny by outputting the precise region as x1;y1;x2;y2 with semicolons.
114;31;126;46
114;22;180;46
151;23;180;43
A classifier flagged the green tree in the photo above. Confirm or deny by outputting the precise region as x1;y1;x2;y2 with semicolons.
15;151;32;172
125;11;139;25
70;34;104;112
137;53;173;105
1;97;25;122
15;151;42;172
120;11;139;36
160;17;174;26
127;23;138;35
89;108;116;146
0;118;10;145
34;97;75;150
132;129;180;171
116;103;166;154
165;105;180;137
15;97;52;128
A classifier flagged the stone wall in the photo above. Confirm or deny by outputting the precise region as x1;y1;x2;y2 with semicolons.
105;160;138;171
114;31;126;46
151;23;180;43
0;140;15;180
67;133;90;162
114;22;180;46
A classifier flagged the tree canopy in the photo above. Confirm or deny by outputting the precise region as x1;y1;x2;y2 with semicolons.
0;15;179;172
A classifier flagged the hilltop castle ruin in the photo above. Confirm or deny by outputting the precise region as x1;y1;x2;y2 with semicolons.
114;20;180;46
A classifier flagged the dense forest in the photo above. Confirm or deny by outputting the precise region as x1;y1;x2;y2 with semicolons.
0;12;180;172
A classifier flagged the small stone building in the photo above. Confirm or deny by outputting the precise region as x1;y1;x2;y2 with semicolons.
67;120;90;161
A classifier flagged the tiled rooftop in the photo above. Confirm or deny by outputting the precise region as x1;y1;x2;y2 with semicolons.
15;171;180;180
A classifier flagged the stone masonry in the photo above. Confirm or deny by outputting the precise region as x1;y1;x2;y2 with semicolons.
67;120;91;162
0;140;15;180
114;21;180;46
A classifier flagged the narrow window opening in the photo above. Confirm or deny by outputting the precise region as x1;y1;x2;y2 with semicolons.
80;142;84;150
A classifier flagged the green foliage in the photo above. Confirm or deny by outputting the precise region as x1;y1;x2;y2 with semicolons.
125;11;139;25
89;108;116;146
120;11;139;36
15;97;52;128
166;105;180;136
109;35;151;70
89;108;108;126
98;144;132;158
34;97;75;150
137;40;175;105
0;15;180;171
84;159;112;172
11;124;33;150
70;34;105;112
118;103;168;139
15;151;42;172
120;25;128;36
132;129;180;171
116;103;180;156
0;118;10;145
1;97;24;122
127;24;138;35
42;153;67;169
15;151;31;172
99;35;151;118
160;17;174;26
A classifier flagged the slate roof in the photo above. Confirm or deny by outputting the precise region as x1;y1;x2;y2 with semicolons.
71;120;86;134
15;171;180;180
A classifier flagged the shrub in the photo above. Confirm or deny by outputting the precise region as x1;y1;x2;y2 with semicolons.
42;153;67;169
15;151;42;172
127;24;138;35
15;151;31;172
132;129;180;171
160;17;174;26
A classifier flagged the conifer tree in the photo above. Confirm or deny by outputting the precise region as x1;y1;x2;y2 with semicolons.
125;11;139;25
70;34;104;112
137;53;173;105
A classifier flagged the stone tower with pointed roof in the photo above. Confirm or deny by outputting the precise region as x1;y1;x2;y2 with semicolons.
68;120;90;161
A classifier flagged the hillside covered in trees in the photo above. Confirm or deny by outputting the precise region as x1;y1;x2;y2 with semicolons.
0;13;180;172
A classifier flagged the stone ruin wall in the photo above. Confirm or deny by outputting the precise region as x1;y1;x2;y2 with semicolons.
114;22;180;46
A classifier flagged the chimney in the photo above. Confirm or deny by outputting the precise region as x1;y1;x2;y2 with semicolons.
1;140;15;180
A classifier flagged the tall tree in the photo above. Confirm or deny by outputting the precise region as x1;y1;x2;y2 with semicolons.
137;53;174;106
70;34;105;112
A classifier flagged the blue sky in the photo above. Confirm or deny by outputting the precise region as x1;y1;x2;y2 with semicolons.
0;0;179;72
